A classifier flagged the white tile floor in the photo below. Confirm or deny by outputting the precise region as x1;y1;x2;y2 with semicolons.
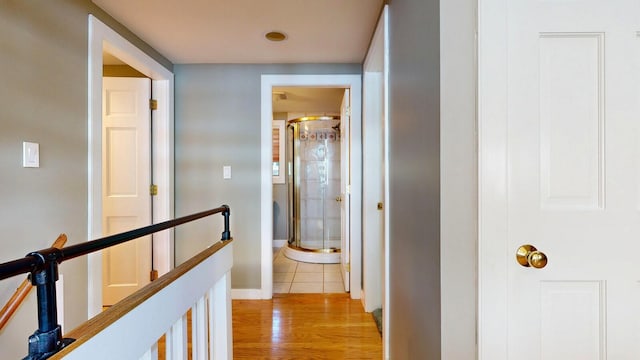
273;247;346;294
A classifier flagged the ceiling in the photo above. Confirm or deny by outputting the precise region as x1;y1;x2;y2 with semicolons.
92;0;384;64
272;87;345;113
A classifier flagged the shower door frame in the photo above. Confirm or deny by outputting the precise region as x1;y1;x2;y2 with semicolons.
260;74;362;300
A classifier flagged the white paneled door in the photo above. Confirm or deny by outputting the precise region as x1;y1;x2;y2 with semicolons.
480;1;640;359
340;89;351;292
102;77;152;306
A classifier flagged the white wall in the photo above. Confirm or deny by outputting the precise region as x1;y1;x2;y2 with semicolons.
440;0;478;358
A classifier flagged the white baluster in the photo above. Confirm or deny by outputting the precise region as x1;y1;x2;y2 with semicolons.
149;342;159;360
210;272;232;360
140;349;152;360
192;297;207;360
166;314;187;359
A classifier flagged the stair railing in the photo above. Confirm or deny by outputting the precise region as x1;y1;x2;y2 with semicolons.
0;234;67;332
0;205;231;360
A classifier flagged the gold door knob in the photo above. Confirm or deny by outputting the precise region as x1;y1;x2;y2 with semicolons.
516;244;548;269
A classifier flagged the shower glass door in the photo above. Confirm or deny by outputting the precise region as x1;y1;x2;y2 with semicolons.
290;119;341;251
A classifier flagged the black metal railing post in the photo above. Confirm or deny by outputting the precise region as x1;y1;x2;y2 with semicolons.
221;205;231;241
24;249;73;360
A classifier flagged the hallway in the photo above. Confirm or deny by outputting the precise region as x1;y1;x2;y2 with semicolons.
232;293;382;359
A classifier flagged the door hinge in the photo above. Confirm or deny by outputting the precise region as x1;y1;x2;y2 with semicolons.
345;107;351;117
150;184;158;196
150;270;159;281
344;263;350;272
149;99;158;110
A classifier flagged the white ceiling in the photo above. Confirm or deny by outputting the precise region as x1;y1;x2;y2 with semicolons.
92;0;384;64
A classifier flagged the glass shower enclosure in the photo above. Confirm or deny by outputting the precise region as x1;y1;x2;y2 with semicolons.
286;116;341;263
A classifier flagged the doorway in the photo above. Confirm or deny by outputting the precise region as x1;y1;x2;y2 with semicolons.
101;75;152;306
87;15;175;316
271;87;348;294
260;74;362;300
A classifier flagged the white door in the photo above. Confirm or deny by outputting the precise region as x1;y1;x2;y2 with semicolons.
340;89;351;292
479;1;640;359
102;77;152;306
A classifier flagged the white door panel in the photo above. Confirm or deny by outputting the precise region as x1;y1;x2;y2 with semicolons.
102;77;152;306
481;0;640;358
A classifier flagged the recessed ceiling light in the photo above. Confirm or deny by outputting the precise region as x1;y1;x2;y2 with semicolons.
265;31;287;42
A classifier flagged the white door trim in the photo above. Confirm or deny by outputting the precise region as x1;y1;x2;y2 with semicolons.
362;5;388;314
260;74;362;299
477;0;509;358
361;6;390;358
88;15;175;317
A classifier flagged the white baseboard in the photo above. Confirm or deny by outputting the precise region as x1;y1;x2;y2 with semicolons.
231;288;263;299
273;239;287;248
360;289;367;311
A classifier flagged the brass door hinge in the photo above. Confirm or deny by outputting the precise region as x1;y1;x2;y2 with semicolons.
344;263;350;272
149;99;158;110
150;184;158;196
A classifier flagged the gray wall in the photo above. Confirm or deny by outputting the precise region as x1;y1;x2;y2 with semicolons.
387;0;477;358
174;64;361;289
388;0;441;358
0;1;171;359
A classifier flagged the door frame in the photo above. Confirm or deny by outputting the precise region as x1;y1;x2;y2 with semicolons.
362;4;388;313
260;74;362;299
477;0;510;358
87;15;175;317
362;7;389;358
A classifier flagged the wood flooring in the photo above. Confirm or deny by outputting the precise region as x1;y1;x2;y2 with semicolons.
233;293;382;359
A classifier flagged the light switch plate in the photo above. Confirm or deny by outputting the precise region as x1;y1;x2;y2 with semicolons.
223;165;231;179
23;142;40;168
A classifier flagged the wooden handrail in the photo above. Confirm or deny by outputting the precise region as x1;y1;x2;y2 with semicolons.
0;234;67;331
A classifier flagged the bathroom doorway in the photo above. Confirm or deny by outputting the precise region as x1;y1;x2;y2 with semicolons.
272;87;347;293
260;74;362;300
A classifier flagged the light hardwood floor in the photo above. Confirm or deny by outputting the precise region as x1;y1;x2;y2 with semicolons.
233;293;382;359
